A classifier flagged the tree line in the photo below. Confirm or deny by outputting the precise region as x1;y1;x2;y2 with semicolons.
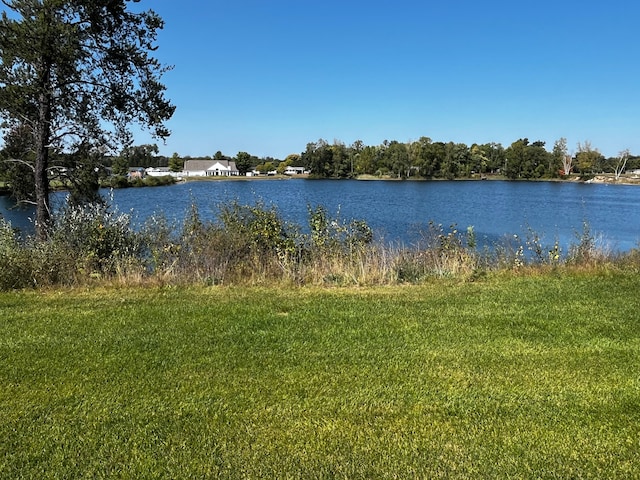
297;137;640;180
108;137;637;181
163;138;638;180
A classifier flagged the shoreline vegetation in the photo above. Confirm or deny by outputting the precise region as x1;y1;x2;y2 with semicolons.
1;197;639;291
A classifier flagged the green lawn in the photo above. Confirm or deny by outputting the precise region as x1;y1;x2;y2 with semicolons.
1;272;639;478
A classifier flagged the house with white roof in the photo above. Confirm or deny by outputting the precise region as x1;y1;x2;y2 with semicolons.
183;159;240;177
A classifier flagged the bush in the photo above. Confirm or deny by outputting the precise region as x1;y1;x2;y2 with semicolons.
308;205;373;255
107;175;130;189
395;222;479;281
218;200;300;260
567;221;604;265
143;175;175;187
49;202;144;278
0;219;32;289
2;198;637;291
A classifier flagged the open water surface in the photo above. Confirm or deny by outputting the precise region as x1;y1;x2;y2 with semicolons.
2;179;639;251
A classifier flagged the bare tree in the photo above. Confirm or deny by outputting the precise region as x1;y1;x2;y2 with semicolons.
614;149;630;181
562;154;573;177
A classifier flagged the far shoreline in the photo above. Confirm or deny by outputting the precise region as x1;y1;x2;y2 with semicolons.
2;173;640;199
180;172;640;186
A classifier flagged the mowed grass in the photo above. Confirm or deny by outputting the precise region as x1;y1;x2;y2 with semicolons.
1;272;639;478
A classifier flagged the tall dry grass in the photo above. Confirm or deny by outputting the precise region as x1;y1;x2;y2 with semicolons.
0;201;637;290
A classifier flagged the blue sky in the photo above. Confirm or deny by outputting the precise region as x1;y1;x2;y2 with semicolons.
139;0;639;159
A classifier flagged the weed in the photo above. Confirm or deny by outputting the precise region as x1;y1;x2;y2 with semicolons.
0;201;636;290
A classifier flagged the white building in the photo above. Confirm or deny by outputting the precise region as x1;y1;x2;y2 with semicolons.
145;167;184;178
183;159;240;177
284;166;306;175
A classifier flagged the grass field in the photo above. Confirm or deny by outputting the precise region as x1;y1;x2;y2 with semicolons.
1;271;639;478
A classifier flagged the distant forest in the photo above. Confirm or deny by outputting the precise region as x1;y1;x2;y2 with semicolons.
103;137;640;180
293;137;639;180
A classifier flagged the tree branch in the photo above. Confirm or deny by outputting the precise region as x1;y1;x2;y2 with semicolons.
1;158;36;172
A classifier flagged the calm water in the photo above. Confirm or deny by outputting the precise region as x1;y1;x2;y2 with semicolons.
2;179;639;251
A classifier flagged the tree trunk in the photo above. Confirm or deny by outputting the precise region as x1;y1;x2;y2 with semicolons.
34;68;52;241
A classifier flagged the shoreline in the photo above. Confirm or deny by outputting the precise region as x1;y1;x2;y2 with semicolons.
353;173;640;186
2;173;640;199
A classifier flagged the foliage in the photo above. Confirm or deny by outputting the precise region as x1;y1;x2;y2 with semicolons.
119;144;160;169
49;201;144;277
131;175;176;188
106;173;175;189
576;141;604;175
1;197;636;290
553;137;570;176
292;135;639;181
0;0;174;239
298;136;572;180
0;218;31;289
0;124;35;203
566;221;610;265
395;222;479;282
308;204;373;253
168;152;183;172
218;200;300;261
504;139;551;179
234;151;254;175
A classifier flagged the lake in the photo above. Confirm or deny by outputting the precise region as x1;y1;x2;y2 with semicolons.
2;179;639;251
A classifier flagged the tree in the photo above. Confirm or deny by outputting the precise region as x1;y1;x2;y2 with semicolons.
384;141;410;178
614;149;630;181
414;137;442;178
524;141;549;179
470;144;488;175
60;147;106;206
576;141;603;175
504;139;528;179
256;161;275;175
122;144;159;167
552;137;570;176
478;142;505;174
111;154;129;177
234;151;252;175
302;139;332;177
0;1;175;239
0;123;35;202
330;141;349;178
439;142;466;179
354;145;376;175
168;152;183;173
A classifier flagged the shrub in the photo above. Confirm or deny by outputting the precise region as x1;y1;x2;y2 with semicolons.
308;205;373;255
2;198;636;290
139;213;180;278
0;219;32;289
107;175;130;189
219;200;298;258
396;222;479;281
143;175;175;187
49;202;144;278
567;221;611;266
